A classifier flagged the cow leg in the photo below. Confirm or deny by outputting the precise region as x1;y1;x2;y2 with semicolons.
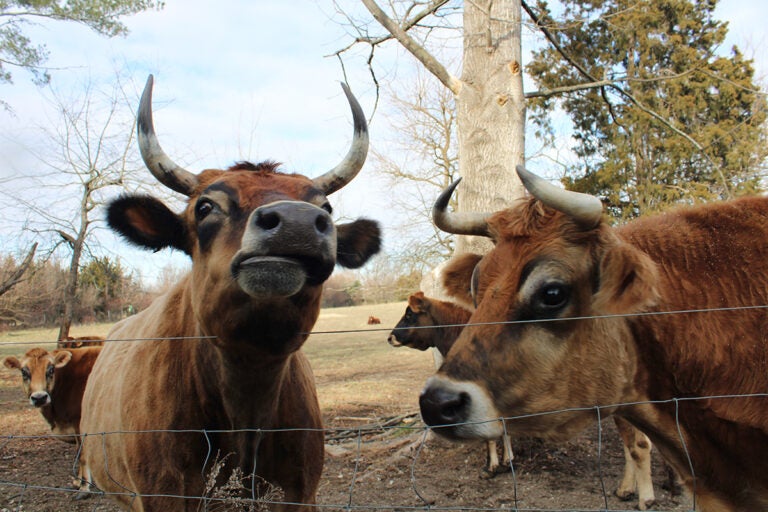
500;432;514;466
481;439;500;478
614;417;655;510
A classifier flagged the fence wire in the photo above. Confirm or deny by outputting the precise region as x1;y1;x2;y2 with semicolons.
1;304;765;511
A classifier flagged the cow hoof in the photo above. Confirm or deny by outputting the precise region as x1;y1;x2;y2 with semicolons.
480;468;498;480
480;464;511;479
638;498;657;511
73;490;93;501
615;489;636;501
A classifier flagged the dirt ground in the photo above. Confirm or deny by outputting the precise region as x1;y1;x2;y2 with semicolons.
0;303;694;511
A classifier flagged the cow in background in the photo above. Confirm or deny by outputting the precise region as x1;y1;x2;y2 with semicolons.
391;292;658;507
389;291;513;479
4;346;102;492
420;167;768;511
78;75;381;511
57;335;105;349
367;315;381;325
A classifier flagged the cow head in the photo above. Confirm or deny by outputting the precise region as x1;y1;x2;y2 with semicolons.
388;292;436;350
419;166;659;441
4;348;72;407
108;76;381;347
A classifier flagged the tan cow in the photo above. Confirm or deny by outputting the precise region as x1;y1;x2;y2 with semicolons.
419;166;768;511
78;75;381;511
4;346;102;491
390;292;656;507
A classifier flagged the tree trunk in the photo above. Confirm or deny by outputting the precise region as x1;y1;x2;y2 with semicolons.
455;0;526;255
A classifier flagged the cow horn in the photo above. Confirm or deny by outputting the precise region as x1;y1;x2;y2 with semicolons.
516;165;603;228
312;83;369;195
432;178;492;237
137;75;199;196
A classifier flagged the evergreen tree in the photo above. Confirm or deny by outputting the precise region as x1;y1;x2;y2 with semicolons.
527;0;767;219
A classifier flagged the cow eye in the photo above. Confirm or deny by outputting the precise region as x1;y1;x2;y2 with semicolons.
195;199;214;220
46;365;55;378
21;368;30;381
536;283;570;311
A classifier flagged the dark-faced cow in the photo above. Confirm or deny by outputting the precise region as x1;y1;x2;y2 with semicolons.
389;292;513;478
4;346;102;492
392;292;656;507
78;76;381;511
419;166;768;511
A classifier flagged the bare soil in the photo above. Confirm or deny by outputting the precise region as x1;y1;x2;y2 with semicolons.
0;303;692;511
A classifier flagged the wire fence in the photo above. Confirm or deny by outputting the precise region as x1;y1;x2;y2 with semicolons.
1;305;766;511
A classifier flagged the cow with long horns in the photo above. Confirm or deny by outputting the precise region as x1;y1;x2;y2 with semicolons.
79;76;381;511
420;167;768;511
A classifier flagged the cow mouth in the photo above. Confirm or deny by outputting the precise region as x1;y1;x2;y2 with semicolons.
232;255;332;298
387;335;404;347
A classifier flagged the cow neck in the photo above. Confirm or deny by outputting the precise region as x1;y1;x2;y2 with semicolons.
190;279;323;354
430;301;471;357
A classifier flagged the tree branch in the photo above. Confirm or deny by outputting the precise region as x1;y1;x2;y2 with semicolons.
359;0;462;94
0;242;37;297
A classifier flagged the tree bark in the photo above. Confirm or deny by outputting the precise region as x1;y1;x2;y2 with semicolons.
455;0;526;255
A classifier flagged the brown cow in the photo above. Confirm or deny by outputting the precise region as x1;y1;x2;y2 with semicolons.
57;335;106;349
388;292;513;478
78;75;381;511
367;315;381;324
419;166;768;511
391;292;657;507
4;346;102;492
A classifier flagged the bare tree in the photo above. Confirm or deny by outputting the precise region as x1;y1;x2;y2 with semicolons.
334;0;527;256
5;74;141;339
0;242;37;297
372;72;458;268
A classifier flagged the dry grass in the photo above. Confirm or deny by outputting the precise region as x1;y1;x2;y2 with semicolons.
0;302;435;423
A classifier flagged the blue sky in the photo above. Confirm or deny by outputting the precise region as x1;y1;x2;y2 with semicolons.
0;0;765;285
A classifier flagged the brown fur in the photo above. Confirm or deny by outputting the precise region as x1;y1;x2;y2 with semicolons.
4;346;101;441
437;195;768;511
57;335;106;349
367;315;381;325
82;162;380;511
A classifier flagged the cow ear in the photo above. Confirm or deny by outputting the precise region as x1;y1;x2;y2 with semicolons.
52;350;72;368
594;241;659;315
3;356;20;370
107;195;190;254
336;219;381;268
409;292;427;312
442;253;484;305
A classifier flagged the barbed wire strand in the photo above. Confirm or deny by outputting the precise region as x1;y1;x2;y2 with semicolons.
1;303;767;348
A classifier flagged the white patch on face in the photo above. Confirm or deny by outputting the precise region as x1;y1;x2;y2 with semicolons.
422;375;505;439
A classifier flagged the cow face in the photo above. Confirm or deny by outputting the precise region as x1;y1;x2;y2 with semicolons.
419;167;659;442
388;292;436;350
3;349;72;407
107;77;380;346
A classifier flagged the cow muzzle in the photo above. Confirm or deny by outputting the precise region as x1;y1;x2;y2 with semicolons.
419;376;504;440
29;391;51;408
233;200;337;298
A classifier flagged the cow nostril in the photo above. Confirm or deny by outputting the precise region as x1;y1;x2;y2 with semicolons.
256;210;280;231
315;214;329;234
420;386;470;427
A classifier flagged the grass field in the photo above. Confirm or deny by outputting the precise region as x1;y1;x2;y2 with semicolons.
0;301;435;422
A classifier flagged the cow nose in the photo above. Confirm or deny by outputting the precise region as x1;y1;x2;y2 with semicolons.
419;385;470;427
253;201;333;238
30;392;50;407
